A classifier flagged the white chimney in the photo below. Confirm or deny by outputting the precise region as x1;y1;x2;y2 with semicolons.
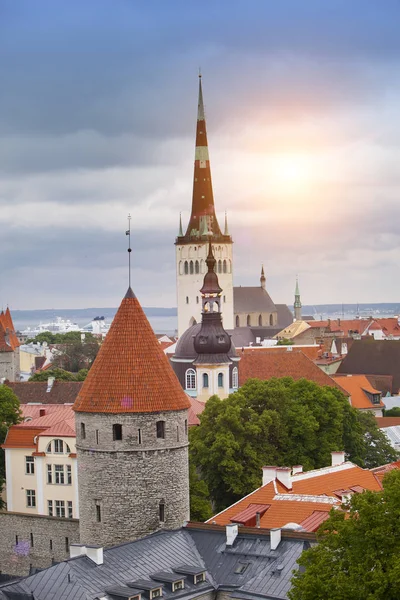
270;528;281;551
86;545;104;565
292;465;303;476
46;377;55;392
331;451;345;467
69;544;86;559
226;524;238;546
262;466;277;486
276;467;292;490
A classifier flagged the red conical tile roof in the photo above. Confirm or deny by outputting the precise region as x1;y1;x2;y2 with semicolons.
73;288;191;414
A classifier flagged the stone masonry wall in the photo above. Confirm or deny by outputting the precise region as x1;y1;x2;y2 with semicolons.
76;409;190;547
0;511;79;577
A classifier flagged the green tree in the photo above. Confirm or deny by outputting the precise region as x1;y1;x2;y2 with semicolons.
356;410;397;468
276;338;293;346
0;386;22;508
52;337;100;372
289;470;400;600
190;378;398;512
189;460;213;521
29;368;79;381
384;407;400;417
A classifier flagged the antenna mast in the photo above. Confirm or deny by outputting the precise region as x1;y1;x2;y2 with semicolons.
126;214;132;288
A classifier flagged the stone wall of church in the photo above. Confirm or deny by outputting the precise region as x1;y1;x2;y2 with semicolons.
76;409;190;547
0;349;18;382
0;511;79;576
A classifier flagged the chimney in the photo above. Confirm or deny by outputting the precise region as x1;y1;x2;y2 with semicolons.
340;490;352;503
276;467;292;490
270;528;281;551
256;512;261;528
262;466;277;486
331;451;345;467
226;524;238;546
292;465;303;476
86;545;104;565
69;544;86;559
338;318;341;326
46;377;55;393
39;408;46;417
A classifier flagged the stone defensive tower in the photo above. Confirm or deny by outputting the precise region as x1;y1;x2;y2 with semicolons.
73;287;191;548
176;76;234;336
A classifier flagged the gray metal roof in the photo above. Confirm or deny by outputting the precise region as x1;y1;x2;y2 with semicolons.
233;288;277;314
0;526;312;600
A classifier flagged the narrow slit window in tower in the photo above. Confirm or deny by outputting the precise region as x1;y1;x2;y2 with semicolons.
138;428;142;444
159;501;165;522
247;315;251;327
258;314;262;326
96;502;101;522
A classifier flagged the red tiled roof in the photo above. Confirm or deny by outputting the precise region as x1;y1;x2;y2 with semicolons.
2;427;46;449
299;510;330;532
0;308;20;351
370;460;400;483
188;396;206;426
375;417;400;428
20;405;74;428
73;288;191;414
231;503;270;525
371;318;400;337
239;350;346;393
21;404;72;421
291;465;382;496
6;381;83;405
332;374;384;409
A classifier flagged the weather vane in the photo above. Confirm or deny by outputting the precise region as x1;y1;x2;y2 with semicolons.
125;214;132;288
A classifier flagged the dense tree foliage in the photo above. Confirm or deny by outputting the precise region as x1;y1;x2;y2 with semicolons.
384;406;400;417
29;368;88;382
289;470;400;600
27;331;97;344
189;461;213;521
0;386;22;507
190;378;398;511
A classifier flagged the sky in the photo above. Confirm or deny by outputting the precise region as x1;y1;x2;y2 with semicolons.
2;0;400;309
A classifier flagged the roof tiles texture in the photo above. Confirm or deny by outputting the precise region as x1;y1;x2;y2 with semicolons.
73;288;191;414
332;374;384;409
3;406;76;449
239;349;346;392
6;381;82;404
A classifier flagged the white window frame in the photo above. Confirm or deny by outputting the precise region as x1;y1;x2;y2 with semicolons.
54;464;65;485
48;499;53;516
25;456;35;475
26;489;36;508
67;500;73;519
47;464;53;484
54;439;64;454
55;500;65;518
185;368;196;390
232;367;239;390
67;464;72;484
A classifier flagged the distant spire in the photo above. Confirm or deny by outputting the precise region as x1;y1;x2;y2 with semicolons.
294;276;302;321
178;212;183;237
184;75;223;240
260;265;266;290
224;211;229;236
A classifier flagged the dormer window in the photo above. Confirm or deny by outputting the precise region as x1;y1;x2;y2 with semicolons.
151;589;162;599
194;573;206;584
172;581;184;592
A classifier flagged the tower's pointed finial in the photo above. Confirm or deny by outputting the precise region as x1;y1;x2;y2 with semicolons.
178;212;183;237
260;264;266;289
125;214;132;292
294;275;302;321
295;275;300;296
224;211;229;236
197;70;205;121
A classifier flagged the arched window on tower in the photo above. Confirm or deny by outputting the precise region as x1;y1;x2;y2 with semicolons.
184;261;188;275
218;372;224;388
258;314;262;326
232;367;239;389
190;260;194;274
195;260;200;274
270;314;274;326
185;368;196;390
203;373;209;388
229;259;232;273
218;260;222;273
223;260;227;273
247;315;251;327
179;261;183;275
236;315;240;327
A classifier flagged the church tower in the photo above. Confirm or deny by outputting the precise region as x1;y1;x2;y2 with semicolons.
176;76;234;336
294;277;302;321
73;287;191;548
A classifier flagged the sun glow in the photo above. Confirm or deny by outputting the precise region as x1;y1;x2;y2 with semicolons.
268;154;314;193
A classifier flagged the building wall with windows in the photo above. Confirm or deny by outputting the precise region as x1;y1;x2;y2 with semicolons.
3;434;78;519
176;242;234;336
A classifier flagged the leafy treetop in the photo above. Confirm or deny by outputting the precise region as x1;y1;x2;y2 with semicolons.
289;470;400;600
